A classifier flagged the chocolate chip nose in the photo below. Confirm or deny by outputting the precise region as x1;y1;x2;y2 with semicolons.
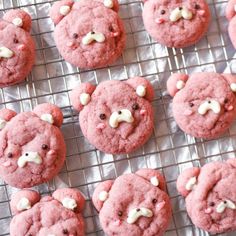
118;110;122;115
136;208;141;212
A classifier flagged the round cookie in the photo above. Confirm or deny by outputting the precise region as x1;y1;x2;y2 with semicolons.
92;169;172;236
10;188;85;236
177;159;236;234
50;0;126;69
142;0;211;48
0;103;66;188
69;77;154;154
0;9;35;87
226;0;236;48
167;72;236;139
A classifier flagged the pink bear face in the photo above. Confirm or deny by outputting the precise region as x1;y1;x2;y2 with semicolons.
0;104;66;188
0;9;35;87
167;72;236;139
177;160;236;234
10;188;85;236
50;0;125;69
142;0;210;48
92;169;172;236
70;77;154;154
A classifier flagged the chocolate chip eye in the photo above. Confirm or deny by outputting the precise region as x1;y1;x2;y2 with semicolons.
189;102;194;107
109;25;113;31
209;202;215;207
132;103;139;110
73;33;78;39
152;199;157;204
42;144;48;150
14;38;19;43
118;211;123;216
7;152;13;158
62;229;69;234
99;113;106;120
224;98;229;104
160;9;165;15
195;4;200;9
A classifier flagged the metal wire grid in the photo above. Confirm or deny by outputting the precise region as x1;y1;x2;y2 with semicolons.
0;0;235;235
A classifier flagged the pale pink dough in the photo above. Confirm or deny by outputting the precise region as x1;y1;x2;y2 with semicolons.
0;9;35;87
226;0;236;48
177;159;236;234
0;104;66;188
10;188;85;236
69;77;154;154
50;0;126;69
167;72;236;139
92;169;172;236
142;0;211;48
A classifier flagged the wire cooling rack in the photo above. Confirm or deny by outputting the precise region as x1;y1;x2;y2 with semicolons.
0;0;236;235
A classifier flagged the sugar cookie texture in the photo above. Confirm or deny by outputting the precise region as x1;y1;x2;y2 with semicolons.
50;0;126;69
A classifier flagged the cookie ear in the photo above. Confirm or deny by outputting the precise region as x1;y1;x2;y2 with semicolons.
0;108;17;131
10;190;40;215
135;169;166;191
126;77;154;102
69;83;96;112
33;103;63;127
92;180;114;212
222;74;236;93
167;73;189;97
52;188;85;212
96;0;119;12
3;9;32;32
50;0;74;25
176;167;200;197
226;0;236;21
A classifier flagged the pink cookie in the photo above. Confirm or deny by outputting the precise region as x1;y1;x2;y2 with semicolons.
167;72;236;139
142;0;211;48
0;9;35;87
50;0;125;69
226;0;236;48
69;77;154;154
177;159;236;234
10;188;85;235
0;103;66;188
92;169;172;236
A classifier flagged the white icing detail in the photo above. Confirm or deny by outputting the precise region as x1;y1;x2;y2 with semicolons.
176;80;185;90
216;200;236;213
170;7;193;22
136;85;146;97
12;17;23;27
41;114;54;124
0;47;14;58
185;177;197;191
80;93;91;106
82;32;105;45
104;0;113;8
62;197;77;210
127;207;153;224
0;118;7;130
16;197;31;211
59;5;71;16
234;5;236;12
99;191;109;202
150;176;159;186
109;109;134;128
230;83;236;92
198;100;221;115
17;152;42;168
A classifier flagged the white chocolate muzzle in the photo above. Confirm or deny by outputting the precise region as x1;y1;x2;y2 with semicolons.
170;7;193;22
17;152;42;168
109;109;134;128
82;32;105;45
0;46;14;58
127;207;153;224
216;199;236;213
198;100;221;115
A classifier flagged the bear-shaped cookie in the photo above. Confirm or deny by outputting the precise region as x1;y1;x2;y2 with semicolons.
0;103;66;188
0;9;35;87
10;188;85;236
177;159;236;234
69;77;154;154
167;72;236;139
92;169;172;236
226;0;236;48
142;0;211;48
50;0;126;69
